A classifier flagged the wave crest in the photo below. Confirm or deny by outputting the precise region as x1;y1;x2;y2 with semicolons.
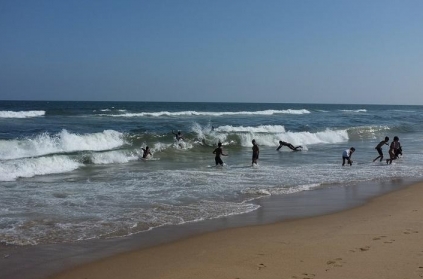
103;109;311;117
0;129;125;160
0;110;45;118
194;124;349;147
0;156;81;181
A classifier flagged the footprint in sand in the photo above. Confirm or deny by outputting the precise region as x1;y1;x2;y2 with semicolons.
416;266;423;278
301;272;316;279
325;258;344;271
359;246;370;251
372;235;387;241
404;229;419;235
291;273;315;279
349;245;372;252
257;263;266;270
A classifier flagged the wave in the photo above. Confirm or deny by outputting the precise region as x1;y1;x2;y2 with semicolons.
103;109;311;118
94;108;127;112
0;156;82;181
339;109;367;113
90;150;139;164
0;148;147;181
347;125;391;140
0;110;45;118
194;124;349;147
216;125;286;133
0;129;125;160
242;183;321;198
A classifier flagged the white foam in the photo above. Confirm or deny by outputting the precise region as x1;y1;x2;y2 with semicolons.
267;183;322;195
212;125;348;147
150;142;173;152
347;125;391;140
242;183;321;197
173;140;193;150
0;129;125;160
0;110;45;118
91;151;139;164
186;124;348;147
216;125;286;133
0;156;82;181
104;109;311;117
339;109;367;113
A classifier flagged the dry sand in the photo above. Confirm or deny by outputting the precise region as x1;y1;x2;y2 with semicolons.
50;182;423;279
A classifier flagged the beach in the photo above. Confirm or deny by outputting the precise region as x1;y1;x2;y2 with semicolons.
2;1;422;277
1;102;423;279
41;180;423;279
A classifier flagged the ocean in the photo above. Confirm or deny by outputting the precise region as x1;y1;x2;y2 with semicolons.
1;101;423;246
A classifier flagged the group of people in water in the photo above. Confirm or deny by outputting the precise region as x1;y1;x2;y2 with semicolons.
213;139;303;166
141;130;403;167
141;130;183;158
342;136;402;166
373;136;402;164
211;138;303;166
217;135;403;167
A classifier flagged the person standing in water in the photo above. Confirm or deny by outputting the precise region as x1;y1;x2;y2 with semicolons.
212;142;227;166
387;136;400;164
252;139;259;165
373;136;389;162
342;147;355;166
276;140;302;151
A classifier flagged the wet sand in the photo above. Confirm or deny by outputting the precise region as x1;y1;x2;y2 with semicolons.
1;179;421;279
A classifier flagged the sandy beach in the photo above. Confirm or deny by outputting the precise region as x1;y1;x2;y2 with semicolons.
46;181;423;279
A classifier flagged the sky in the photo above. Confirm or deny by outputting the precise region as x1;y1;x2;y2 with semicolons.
0;0;422;104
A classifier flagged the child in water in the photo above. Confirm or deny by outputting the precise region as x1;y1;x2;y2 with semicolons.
212;142;227;166
252;139;259;165
342;147;355;166
276;140;302;151
141;146;152;159
387;136;400;164
373;136;389;162
172;130;184;141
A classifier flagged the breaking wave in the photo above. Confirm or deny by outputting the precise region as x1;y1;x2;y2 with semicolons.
0;110;45;118
103;109;311;117
0;129;126;160
0;156;82;181
194;124;349;147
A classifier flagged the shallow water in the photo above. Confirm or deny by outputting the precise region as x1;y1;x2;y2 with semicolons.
1;101;423;245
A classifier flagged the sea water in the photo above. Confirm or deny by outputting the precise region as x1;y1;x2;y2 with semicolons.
1;101;423;245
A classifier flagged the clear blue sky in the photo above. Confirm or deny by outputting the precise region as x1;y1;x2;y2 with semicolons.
1;0;422;104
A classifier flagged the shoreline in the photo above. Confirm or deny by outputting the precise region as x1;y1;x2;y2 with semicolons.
1;178;420;279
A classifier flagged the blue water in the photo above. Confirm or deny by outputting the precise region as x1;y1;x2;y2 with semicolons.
1;101;423;245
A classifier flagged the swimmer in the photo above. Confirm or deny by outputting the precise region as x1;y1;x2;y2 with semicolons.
276;140;302;151
172;130;184;141
141;146;152;159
